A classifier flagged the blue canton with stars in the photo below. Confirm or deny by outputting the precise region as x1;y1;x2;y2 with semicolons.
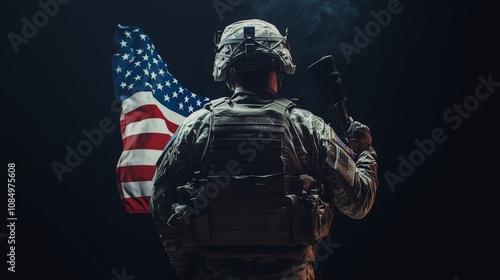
112;24;209;115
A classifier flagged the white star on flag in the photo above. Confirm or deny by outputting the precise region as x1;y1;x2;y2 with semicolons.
111;24;211;214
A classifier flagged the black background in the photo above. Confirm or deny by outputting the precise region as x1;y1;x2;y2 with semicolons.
1;0;499;279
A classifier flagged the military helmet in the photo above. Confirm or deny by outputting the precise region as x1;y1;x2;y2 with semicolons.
212;19;296;86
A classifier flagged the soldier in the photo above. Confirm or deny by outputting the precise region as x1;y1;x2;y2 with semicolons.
150;19;378;280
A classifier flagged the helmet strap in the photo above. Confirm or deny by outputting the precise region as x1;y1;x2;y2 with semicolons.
276;65;284;91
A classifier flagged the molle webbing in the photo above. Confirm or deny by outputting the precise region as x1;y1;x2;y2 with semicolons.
195;196;292;245
207;101;290;176
193;98;305;246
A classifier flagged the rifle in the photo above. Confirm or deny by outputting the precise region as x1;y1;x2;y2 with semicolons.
306;55;355;186
306;55;352;142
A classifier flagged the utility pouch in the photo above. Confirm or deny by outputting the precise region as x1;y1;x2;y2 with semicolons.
168;180;210;248
309;194;333;244
167;202;197;249
293;193;333;245
291;202;311;244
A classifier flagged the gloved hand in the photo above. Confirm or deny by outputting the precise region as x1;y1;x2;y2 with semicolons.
345;117;372;155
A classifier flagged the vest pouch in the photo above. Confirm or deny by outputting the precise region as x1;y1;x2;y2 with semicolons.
310;195;333;243
190;175;295;246
291;203;312;245
291;194;333;245
173;181;213;246
167;203;197;249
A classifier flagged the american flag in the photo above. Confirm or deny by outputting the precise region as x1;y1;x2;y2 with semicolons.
111;24;210;214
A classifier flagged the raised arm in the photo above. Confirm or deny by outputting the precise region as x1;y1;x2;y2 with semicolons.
331;120;378;219
290;110;378;220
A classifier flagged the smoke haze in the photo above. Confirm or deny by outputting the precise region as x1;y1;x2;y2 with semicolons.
240;0;373;61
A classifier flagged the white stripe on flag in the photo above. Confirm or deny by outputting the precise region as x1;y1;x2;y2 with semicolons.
153;97;186;125
121;91;155;114
121;181;153;198
122;118;173;139
121;91;185;124
117;149;164;167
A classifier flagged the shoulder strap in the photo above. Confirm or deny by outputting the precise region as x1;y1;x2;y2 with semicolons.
272;97;305;175
271;97;297;116
198;96;230;176
204;97;229;112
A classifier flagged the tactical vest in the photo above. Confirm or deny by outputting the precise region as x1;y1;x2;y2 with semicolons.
177;97;333;247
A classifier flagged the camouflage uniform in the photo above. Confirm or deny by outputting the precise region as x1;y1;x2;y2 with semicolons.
150;89;378;279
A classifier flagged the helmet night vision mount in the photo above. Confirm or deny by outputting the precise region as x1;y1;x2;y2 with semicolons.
212;19;296;90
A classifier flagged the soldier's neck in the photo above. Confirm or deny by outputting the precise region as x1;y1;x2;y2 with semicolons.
233;69;279;95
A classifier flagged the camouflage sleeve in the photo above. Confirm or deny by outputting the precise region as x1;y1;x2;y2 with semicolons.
150;108;211;273
332;146;378;219
289;108;378;219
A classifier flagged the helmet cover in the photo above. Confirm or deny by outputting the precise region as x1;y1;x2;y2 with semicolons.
213;19;296;82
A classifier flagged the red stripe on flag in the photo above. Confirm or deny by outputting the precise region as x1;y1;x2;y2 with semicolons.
121;104;180;135
122;133;171;151
122;196;151;214
117;165;157;183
